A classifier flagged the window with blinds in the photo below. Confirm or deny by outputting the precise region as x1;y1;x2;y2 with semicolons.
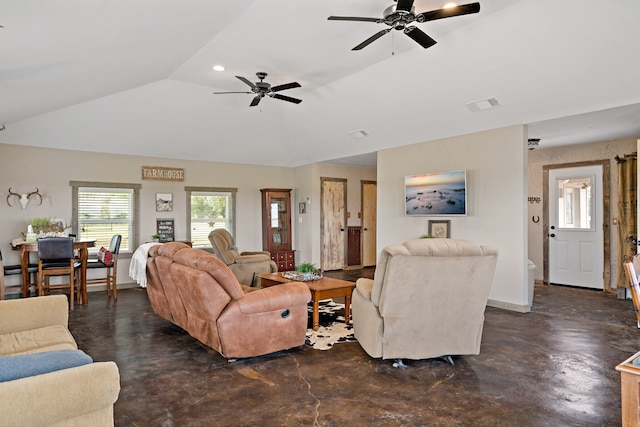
72;183;139;252
187;188;236;248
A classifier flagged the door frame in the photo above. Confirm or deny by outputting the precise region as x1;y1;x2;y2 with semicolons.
543;159;610;290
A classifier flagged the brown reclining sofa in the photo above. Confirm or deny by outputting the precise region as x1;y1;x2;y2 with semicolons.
146;242;311;358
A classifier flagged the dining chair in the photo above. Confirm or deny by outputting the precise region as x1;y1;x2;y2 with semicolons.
86;235;122;300
0;249;38;299
37;237;81;310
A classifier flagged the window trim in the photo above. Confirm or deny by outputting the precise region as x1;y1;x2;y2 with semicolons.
70;181;141;253
185;186;237;248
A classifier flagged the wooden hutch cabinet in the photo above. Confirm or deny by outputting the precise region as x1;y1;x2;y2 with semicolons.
260;188;295;271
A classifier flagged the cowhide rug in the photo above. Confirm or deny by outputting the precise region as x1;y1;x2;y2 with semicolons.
305;299;357;350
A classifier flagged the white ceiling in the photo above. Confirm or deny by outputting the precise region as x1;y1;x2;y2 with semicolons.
2;0;640;168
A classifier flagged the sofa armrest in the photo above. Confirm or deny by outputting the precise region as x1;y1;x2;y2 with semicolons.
355;278;374;302
0;295;69;335
0;361;120;427
235;282;311;314
234;254;271;264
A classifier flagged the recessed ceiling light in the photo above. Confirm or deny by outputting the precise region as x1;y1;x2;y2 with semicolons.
348;130;369;140
466;97;500;113
212;65;225;72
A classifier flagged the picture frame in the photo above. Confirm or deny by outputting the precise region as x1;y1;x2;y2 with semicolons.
299;202;306;214
405;170;467;216
156;193;173;212
156;218;175;242
428;220;450;238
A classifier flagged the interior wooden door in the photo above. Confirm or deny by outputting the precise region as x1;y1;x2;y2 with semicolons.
361;180;377;267
321;178;347;271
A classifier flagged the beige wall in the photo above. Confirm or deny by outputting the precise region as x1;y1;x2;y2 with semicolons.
527;137;637;288
0;143;374;295
377;125;529;311
293;163;376;267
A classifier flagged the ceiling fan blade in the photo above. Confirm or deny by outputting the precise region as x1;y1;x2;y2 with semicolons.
417;2;480;22
328;16;382;23
250;96;262;107
395;0;415;12
352;28;392;50
213;91;252;94
271;94;302;104
271;82;301;92
404;26;437;49
236;76;257;89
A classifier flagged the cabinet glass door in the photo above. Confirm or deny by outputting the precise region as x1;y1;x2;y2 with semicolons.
270;197;289;246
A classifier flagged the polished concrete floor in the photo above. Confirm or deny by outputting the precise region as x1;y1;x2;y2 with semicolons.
67;270;640;426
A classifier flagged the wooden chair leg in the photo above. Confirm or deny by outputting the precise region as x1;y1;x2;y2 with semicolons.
111;266;117;300
37;270;43;296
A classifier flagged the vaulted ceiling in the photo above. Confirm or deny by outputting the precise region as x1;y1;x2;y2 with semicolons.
2;0;640;168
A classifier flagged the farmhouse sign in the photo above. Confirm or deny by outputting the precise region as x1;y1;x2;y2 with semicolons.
142;166;184;181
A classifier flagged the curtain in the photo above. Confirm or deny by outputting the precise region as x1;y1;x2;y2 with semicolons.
617;153;637;287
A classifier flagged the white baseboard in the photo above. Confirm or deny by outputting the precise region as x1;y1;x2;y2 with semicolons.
487;299;530;313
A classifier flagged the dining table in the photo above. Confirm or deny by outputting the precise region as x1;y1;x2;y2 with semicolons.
12;239;96;304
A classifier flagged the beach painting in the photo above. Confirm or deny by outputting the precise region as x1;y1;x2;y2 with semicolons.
405;170;467;216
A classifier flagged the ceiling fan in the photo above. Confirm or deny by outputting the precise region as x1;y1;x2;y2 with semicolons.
328;1;480;50
214;72;302;107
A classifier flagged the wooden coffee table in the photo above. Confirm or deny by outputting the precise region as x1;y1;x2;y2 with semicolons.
258;272;356;331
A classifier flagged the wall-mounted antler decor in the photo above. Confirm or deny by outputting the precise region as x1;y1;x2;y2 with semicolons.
7;188;42;210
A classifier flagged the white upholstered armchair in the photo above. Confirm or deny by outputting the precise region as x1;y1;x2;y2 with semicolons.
352;238;498;363
208;229;277;287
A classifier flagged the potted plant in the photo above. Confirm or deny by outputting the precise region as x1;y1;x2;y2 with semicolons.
296;262;317;279
152;234;161;242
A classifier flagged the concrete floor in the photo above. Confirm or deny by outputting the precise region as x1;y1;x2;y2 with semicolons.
67;270;639;426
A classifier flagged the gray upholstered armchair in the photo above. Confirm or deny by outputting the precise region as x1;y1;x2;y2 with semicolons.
208;229;277;287
352;238;498;364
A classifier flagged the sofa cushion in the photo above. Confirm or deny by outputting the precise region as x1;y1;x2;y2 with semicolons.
0;349;93;382
0;325;77;355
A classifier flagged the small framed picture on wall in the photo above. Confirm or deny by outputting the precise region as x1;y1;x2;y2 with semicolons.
428;220;450;238
156;193;173;212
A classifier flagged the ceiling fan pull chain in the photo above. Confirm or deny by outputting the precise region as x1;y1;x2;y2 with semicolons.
391;31;395;56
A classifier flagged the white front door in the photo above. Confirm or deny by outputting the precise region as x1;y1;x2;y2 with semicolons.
548;165;604;289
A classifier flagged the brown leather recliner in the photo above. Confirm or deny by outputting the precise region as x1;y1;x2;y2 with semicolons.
208;229;277;287
146;242;311;359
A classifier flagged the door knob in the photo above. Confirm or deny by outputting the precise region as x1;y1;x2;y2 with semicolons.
550;233;556;238
550;226;556;230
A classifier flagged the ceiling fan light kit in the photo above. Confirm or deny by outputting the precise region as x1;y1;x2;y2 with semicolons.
328;1;480;50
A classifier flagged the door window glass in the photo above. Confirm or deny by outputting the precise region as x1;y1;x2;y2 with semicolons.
557;176;593;230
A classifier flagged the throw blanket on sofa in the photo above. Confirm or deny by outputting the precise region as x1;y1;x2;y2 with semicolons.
129;242;161;288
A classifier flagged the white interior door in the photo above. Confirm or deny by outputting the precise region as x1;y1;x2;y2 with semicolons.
548;165;604;289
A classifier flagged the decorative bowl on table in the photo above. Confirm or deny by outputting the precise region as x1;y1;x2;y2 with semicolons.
282;271;323;281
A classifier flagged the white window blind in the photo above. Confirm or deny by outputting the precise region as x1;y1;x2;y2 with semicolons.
188;189;235;248
77;187;134;251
